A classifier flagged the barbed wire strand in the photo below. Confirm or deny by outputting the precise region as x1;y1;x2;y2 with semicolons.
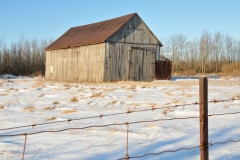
1;111;240;137
0;102;197;131
118;138;240;159
1;96;239;132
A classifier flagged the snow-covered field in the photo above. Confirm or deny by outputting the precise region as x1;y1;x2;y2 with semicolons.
0;76;240;160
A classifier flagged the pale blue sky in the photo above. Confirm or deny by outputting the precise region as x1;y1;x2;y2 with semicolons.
1;0;240;46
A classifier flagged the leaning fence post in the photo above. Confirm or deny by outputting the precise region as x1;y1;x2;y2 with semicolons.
22;133;27;160
125;122;129;160
199;77;209;160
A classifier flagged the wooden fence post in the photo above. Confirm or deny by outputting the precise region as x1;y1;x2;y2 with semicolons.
125;122;129;160
22;133;27;160
199;77;209;160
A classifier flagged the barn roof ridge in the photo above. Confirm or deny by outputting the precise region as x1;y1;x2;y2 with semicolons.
45;13;162;50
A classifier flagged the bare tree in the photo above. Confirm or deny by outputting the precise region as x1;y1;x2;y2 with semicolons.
200;30;212;73
165;34;187;71
212;31;223;73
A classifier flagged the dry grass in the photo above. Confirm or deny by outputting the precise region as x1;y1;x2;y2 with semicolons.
128;85;136;90
0;105;4;109
46;116;56;121
127;95;133;99
9;88;19;91
172;99;180;104
112;100;118;104
23;106;36;112
39;94;45;97
52;101;60;105
127;103;141;107
104;102;112;108
61;109;78;114
33;78;46;88
164;92;173;97
149;102;156;108
90;92;103;98
69;97;78;102
44;106;56;110
221;63;240;76
0;80;4;86
0;94;8;96
162;108;173;115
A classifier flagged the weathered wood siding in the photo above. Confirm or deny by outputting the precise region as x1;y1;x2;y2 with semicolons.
104;14;161;82
45;43;105;82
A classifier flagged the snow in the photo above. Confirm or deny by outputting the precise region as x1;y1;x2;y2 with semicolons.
0;76;240;160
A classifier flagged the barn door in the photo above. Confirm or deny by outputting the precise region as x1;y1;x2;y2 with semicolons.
128;47;155;81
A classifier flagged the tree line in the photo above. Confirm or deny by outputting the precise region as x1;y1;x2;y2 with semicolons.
0;30;239;77
0;36;52;76
162;30;240;75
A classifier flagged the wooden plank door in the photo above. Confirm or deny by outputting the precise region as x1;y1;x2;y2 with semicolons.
128;47;155;81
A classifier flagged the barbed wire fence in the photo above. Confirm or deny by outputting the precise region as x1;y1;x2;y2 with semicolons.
0;77;240;160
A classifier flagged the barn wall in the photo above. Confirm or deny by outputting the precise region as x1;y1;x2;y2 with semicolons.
45;43;105;82
104;14;161;82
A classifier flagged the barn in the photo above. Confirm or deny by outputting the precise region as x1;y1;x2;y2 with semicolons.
45;13;171;82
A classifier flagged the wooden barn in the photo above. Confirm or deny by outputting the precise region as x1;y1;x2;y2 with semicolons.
45;13;171;82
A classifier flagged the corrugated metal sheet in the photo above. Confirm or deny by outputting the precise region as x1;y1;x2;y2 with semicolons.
45;13;136;50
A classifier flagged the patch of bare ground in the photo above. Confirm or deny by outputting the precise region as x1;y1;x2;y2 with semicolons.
90;92;103;98
23;106;36;112
44;106;56;111
52;101;60;105
61;109;78;114
0;105;4;109
46;116;56;121
69;97;78;102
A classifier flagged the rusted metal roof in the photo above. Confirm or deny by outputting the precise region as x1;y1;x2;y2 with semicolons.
45;13;136;50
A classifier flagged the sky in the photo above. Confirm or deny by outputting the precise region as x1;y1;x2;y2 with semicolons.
1;0;240;46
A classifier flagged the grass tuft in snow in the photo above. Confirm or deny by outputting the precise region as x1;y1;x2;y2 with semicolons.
0;105;4;109
33;78;46;88
46;116;56;121
90;92;103;98
128;85;136;90
52;101;60;105
69;97;78;102
162;108;173;115
0;80;4;86
39;94;45;97
44;106;56;110
61;109;78;114
23;106;36;112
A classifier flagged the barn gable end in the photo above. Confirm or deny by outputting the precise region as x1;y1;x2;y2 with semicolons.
103;14;163;82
